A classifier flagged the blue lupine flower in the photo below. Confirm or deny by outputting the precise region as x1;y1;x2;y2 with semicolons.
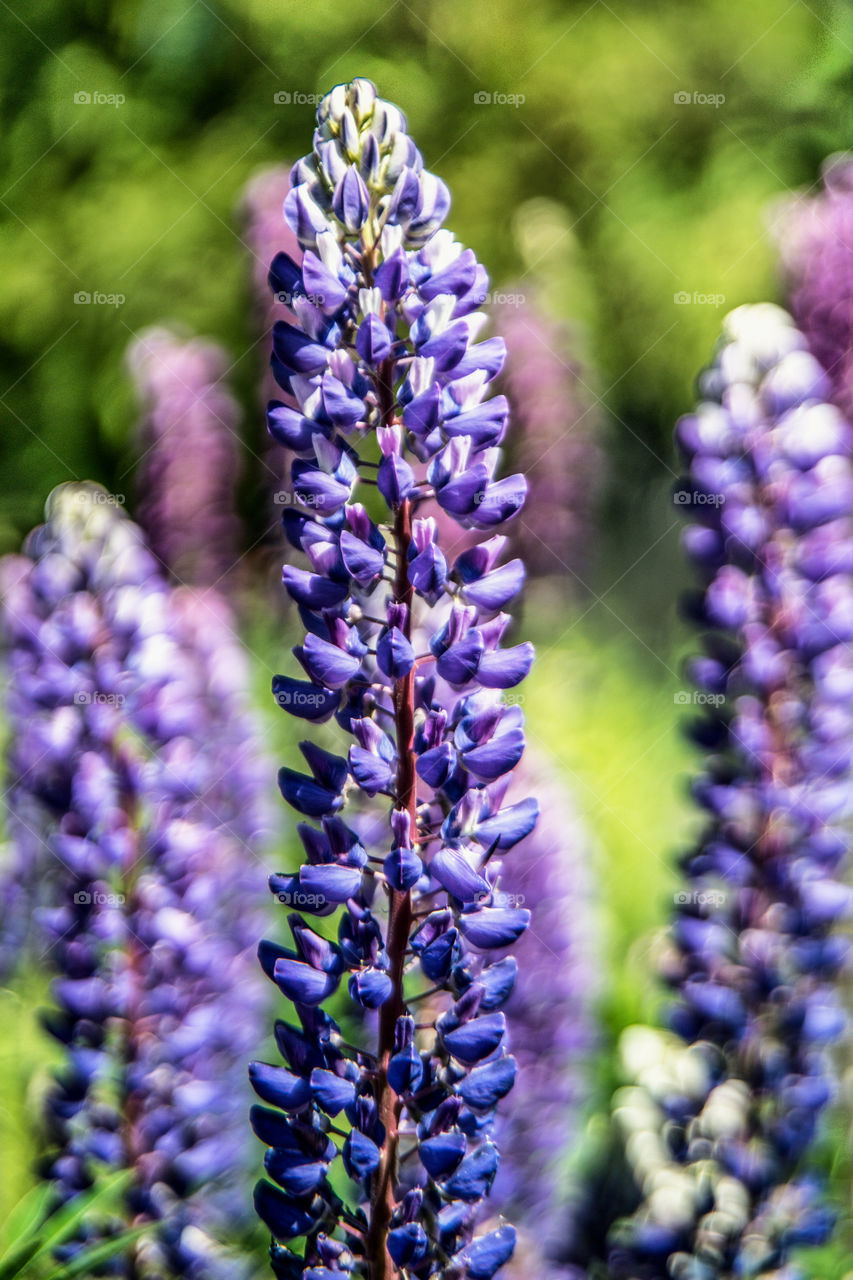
0;483;273;1278
252;79;533;1278
607;304;853;1279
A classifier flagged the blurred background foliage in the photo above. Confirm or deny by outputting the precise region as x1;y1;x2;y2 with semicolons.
3;0;853;1268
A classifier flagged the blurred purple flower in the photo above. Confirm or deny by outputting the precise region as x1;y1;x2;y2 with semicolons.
490;753;598;1276
608;304;853;1278
128;327;244;590
0;482;274;1278
777;153;853;417
495;292;603;585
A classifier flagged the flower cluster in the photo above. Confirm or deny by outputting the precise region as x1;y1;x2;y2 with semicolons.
251;79;534;1279
0;483;272;1277
128;326;244;589
495;292;603;586
777;153;853;417
489;754;598;1274
608;304;853;1278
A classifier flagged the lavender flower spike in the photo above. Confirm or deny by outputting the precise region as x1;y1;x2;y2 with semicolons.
252;79;534;1279
1;483;272;1277
609;304;853;1278
495;291;603;585
128;326;244;588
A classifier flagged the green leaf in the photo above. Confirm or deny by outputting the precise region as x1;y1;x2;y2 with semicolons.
41;1223;152;1280
0;1172;134;1280
0;1185;55;1257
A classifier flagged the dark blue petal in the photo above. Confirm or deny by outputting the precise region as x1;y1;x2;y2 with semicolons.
419;1131;467;1177
377;627;415;679
378;453;416;506
272;320;330;375
278;768;343;818
431;848;490;903
310;1067;356;1115
273;957;340;1006
455;1226;517;1280
253;1180;315;1240
442;1140;499;1201
442;1012;505;1065
299;863;362;904
249;1061;312;1112
474;798;538;850
356;313;393;365
282;566;348;610
383;846;424;891
458;907;530;949
349;967;394;1009
273;675;340;722
342;1127;381;1180
476;642;534;689
456;1056;517;1111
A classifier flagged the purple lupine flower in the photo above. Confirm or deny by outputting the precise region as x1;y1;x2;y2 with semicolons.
495;292;603;584
251;78;534;1279
239;165;304;509
128;326;244;589
488;754;598;1275
608;304;853;1278
0;483;273;1277
777;153;853;418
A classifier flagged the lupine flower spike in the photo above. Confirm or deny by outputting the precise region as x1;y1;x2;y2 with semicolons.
128;326;244;589
0;483;272;1277
495;292;603;586
251;79;535;1279
609;304;853;1278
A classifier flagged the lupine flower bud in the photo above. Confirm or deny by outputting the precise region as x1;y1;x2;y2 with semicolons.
128;327;244;589
495;291;603;585
0;483;272;1277
252;79;533;1279
608;304;853;1278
